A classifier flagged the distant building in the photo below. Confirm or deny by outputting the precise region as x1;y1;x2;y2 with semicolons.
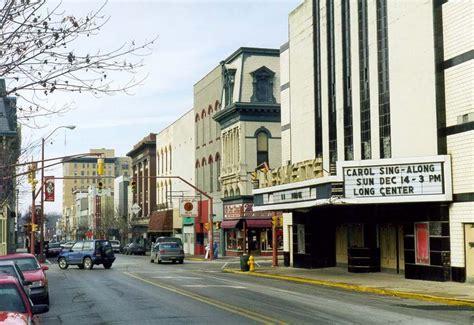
155;109;195;253
61;149;130;239
0;79;20;254
253;0;473;282
127;134;157;247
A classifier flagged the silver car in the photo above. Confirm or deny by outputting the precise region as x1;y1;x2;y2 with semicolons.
110;240;122;253
150;242;184;264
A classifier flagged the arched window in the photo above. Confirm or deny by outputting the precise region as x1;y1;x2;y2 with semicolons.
201;109;206;119
208;104;213;115
208;155;214;193
256;131;269;167
195;114;200;122
201;158;207;192
215;153;221;191
169;145;172;172
215;100;220;111
230;188;234;197
195;160;200;169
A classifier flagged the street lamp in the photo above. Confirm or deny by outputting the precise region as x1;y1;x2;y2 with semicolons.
39;125;75;262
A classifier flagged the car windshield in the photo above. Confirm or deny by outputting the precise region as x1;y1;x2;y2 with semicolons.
0;266;17;278
11;258;40;272
49;243;60;248
0;284;27;313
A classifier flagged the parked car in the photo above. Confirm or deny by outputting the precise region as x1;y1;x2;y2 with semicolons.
0;253;50;305
0;261;32;293
58;240;115;270
110;240;122;253
45;242;62;257
0;275;49;324
60;241;76;250
123;243;146;256
152;242;185;264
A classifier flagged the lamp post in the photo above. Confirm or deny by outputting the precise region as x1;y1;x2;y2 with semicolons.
39;125;75;262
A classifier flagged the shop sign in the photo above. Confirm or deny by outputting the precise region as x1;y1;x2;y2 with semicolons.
224;203;253;219
179;198;198;218
343;160;447;201
265;187;316;204
44;176;55;202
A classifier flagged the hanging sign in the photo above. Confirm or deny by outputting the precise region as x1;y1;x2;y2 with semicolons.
180;198;198;218
44;176;55;202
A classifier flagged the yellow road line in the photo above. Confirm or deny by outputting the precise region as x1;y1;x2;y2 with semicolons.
124;271;287;325
223;269;474;308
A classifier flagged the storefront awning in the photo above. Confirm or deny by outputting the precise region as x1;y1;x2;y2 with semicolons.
246;219;272;228
221;219;241;229
148;210;173;232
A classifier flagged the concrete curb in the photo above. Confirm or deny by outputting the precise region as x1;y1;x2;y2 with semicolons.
223;269;474;307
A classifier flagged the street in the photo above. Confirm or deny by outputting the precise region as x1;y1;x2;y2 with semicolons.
41;254;474;324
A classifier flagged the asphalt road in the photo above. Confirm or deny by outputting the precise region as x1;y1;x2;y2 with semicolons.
41;254;474;325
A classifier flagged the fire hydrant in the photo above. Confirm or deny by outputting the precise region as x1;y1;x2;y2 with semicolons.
248;255;255;272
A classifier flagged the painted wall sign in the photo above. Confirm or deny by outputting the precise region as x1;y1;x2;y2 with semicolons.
224;203;253;219
344;162;445;199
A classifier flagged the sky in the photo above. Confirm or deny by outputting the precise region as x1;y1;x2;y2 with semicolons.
18;0;302;214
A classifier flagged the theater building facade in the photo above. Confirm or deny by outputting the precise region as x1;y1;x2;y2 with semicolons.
253;0;473;282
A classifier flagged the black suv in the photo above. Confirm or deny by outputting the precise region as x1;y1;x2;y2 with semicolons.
58;240;115;270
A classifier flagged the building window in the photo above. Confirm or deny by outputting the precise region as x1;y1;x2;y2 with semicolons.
358;0;371;160
327;0;337;167
256;131;269;167
250;66;276;103
314;0;323;158
342;0;353;161
377;0;391;158
216;153;221;191
209;156;214;193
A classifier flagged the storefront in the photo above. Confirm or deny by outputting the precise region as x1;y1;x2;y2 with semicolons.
222;200;280;256
254;156;454;282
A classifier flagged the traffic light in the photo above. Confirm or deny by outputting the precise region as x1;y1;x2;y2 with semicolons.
97;158;104;176
97;181;103;191
272;215;277;227
131;177;137;193
23;224;31;232
271;215;283;227
215;222;221;230
31;224;38;232
27;163;37;185
204;223;209;231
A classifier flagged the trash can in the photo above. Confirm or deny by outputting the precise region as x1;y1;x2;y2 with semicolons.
240;254;250;271
283;251;290;267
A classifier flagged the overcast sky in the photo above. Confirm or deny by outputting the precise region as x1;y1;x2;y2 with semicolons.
19;0;301;214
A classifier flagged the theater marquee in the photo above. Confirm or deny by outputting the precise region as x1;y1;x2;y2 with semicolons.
339;156;452;204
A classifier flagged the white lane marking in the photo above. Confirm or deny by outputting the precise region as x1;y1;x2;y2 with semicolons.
152;276;203;280
182;284;247;289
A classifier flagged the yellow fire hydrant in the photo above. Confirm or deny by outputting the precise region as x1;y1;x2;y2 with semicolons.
248;255;255;272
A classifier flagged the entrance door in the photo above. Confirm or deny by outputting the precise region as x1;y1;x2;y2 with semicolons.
248;229;260;255
183;226;194;255
464;224;474;282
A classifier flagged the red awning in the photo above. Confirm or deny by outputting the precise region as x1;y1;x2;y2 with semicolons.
245;219;272;228
221;220;241;229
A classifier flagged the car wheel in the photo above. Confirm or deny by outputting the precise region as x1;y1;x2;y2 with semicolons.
103;262;112;269
172;260;176;264
179;259;184;264
58;258;68;269
83;257;93;270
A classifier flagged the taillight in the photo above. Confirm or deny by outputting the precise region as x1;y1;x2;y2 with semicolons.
160;250;166;254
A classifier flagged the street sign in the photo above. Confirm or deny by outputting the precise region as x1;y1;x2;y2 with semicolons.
179;198;198;218
131;203;141;215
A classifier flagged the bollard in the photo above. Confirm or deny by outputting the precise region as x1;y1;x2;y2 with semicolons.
248;255;255;272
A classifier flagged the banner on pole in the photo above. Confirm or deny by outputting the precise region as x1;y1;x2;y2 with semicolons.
44;176;55;202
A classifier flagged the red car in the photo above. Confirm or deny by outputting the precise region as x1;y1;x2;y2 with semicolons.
0;254;49;305
0;275;49;324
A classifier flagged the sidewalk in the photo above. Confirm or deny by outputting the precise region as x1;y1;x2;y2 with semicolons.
224;264;474;307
